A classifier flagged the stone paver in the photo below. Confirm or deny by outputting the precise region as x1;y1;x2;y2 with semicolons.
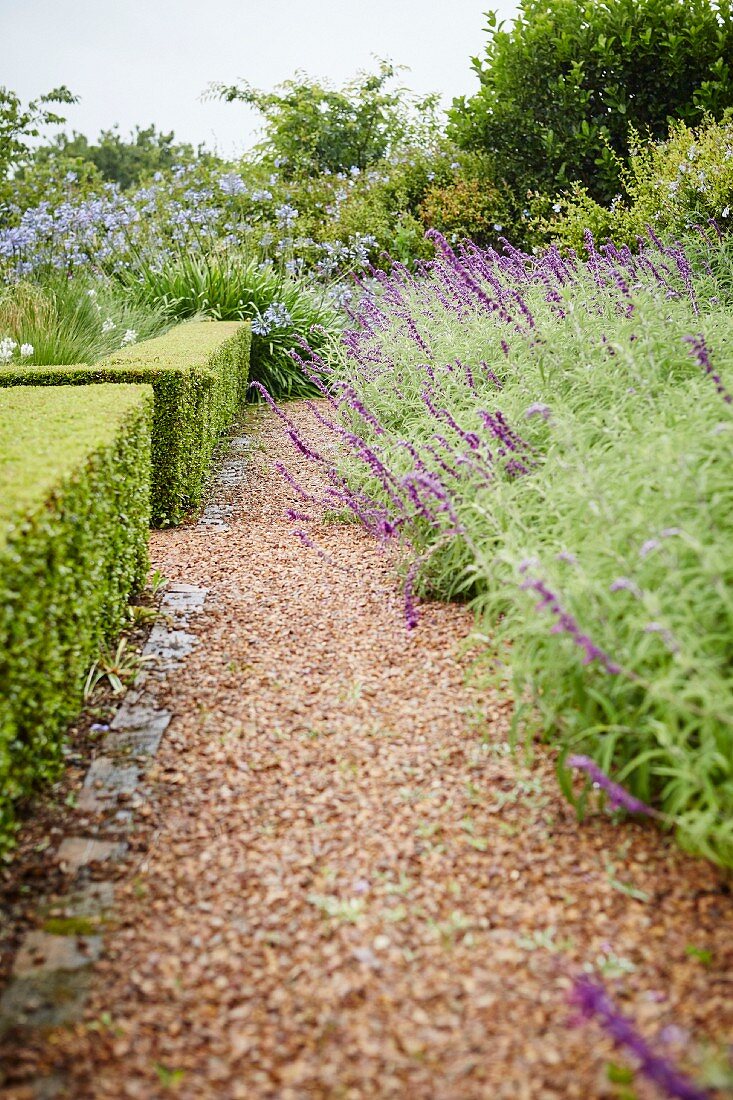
0;970;95;1034
13;932;103;978
143;625;198;669
77;759;140;813
54;838;128;874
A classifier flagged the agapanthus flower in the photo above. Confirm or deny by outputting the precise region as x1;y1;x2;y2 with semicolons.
0;337;17;363
275;203;298;229
120;329;138;347
218;173;247;197
19;343;33;359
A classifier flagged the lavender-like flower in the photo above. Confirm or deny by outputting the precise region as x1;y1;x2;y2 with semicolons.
683;334;732;404
668;247;699;316
569;975;710;1100
525;402;552;420
567;755;660;817
403;560;420;630
519;569;621;674
610;577;642;598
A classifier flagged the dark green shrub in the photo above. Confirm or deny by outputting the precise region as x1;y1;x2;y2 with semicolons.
0;384;153;851
449;0;733;206
0;320;251;525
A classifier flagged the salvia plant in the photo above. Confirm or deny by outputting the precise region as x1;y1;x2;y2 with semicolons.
569;975;711;1100
276;226;733;868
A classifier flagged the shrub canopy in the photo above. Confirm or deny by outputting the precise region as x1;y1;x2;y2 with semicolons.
448;0;733;204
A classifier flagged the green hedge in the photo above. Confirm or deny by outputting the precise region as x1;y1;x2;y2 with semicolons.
0;320;251;525
0;384;153;851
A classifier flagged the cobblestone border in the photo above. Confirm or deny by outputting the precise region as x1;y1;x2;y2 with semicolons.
0;583;207;1036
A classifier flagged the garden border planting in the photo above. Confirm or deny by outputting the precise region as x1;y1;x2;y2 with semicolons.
0;320;251;526
0;384;153;850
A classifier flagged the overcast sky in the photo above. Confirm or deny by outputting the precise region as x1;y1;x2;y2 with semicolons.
1;0;519;158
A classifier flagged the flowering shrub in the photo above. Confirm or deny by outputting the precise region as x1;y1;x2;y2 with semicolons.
0;160;353;395
548;118;733;251
284;228;733;866
0;158;384;284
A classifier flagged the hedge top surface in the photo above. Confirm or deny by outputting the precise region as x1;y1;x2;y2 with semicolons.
0;384;153;547
101;320;247;371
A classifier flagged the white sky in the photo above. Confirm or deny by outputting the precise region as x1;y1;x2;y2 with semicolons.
1;0;518;158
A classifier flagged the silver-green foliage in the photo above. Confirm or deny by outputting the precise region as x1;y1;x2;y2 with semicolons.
324;240;733;866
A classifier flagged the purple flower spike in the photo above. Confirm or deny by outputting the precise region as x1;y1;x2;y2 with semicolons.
568;755;660;818
569;975;710;1100
683;334;733;404
403;561;420;630
520;573;621;673
525;402;552;420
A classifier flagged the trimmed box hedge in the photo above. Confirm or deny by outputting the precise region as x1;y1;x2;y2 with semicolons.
0;320;251;526
0;384;153;850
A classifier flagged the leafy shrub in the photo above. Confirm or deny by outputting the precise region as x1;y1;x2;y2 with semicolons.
417;156;515;248
549;117;733;250
0;84;77;200
294;232;733;867
316;149;450;264
449;0;733;206
29;124;206;190
0;321;251;525
208;61;441;178
0;383;153;851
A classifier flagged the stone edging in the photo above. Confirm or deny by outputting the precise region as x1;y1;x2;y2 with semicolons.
0;583;207;1036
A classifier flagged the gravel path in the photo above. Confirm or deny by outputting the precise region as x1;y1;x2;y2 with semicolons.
4;404;732;1099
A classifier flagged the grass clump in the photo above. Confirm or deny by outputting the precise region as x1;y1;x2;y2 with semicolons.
0;277;168;366
0;384;153;852
117;247;341;399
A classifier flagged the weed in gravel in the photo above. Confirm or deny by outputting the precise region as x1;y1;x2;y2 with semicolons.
84;638;152;700
604;862;651;903
307;894;366;924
